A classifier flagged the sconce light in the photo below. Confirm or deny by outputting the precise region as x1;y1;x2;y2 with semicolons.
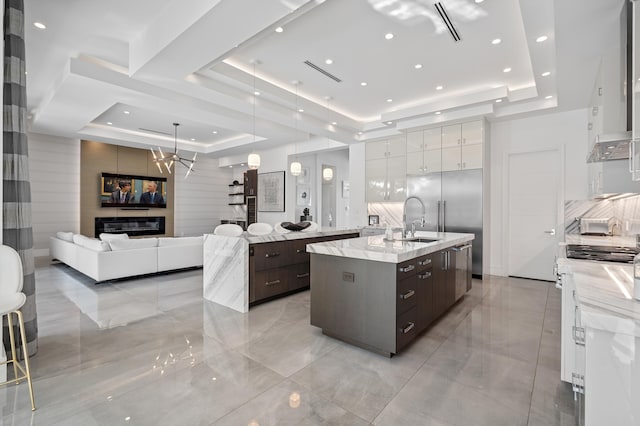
322;167;333;181
290;161;302;176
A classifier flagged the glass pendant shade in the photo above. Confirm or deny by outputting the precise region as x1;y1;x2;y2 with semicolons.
290;161;302;176
248;153;260;170
322;167;333;181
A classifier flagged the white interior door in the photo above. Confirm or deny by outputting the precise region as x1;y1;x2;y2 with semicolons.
508;150;560;281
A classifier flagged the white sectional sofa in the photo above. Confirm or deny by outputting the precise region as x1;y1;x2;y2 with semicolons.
50;233;203;282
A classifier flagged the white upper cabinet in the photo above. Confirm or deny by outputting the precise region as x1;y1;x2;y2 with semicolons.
441;124;461;148
406;131;423;153
366;138;407;201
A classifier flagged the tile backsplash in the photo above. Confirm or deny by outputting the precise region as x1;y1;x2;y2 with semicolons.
565;195;640;235
368;203;403;228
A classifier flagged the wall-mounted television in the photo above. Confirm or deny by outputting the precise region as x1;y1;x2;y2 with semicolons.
100;172;167;208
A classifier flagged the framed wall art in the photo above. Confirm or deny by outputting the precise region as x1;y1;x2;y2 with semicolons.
258;171;285;212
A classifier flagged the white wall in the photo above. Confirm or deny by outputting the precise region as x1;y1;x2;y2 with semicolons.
28;133;81;257
316;149;349;227
174;156;233;236
488;108;589;276
348;143;367;228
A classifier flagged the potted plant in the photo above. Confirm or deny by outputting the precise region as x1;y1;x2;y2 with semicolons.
300;208;312;222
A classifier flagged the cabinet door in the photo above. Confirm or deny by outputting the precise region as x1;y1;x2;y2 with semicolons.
416;268;434;331
441;146;461;171
406;131;423;153
423;128;442;151
366;140;389;160
461;121;483;145
441;124;461;148
366;158;388;201
387;136;406;157
423;149;442;173
387;156;407;202
461;143;483;170
406;154;424;175
253;268;289;302
287;263;310;291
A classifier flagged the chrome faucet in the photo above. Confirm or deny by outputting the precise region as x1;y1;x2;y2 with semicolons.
403;196;426;238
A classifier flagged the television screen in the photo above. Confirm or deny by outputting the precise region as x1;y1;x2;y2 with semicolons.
100;172;167;208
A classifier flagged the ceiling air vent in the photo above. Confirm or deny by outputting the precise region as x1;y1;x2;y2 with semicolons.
303;60;342;83
434;2;461;42
139;127;172;136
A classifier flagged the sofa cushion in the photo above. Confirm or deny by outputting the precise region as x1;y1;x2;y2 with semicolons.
99;233;129;242
72;234;111;252
109;238;158;251
56;231;74;242
158;236;203;247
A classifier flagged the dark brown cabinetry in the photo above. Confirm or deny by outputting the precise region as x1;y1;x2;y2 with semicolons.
244;169;257;198
249;233;359;305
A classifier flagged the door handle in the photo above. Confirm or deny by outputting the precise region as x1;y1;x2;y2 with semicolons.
544;229;556;236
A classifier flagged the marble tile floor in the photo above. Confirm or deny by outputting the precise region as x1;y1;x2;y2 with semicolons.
0;261;577;425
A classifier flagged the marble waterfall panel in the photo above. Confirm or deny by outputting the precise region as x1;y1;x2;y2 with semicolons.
203;234;249;313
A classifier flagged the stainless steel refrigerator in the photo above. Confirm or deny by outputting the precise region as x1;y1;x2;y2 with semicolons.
406;169;483;276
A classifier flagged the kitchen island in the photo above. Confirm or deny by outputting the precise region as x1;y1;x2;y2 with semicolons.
557;257;640;426
308;231;474;356
203;227;360;313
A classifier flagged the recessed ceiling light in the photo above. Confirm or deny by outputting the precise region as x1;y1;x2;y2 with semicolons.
436;85;443;90
605;151;611;155
212;131;218;134
541;71;551;77
492;38;501;45
298;108;304;112
495;99;502;103
503;67;511;73
275;27;283;33
33;22;46;29
386;98;393;102
536;35;548;43
608;146;615;149
545;95;553;99
25;71;28;75
358;131;363;135
414;64;422;69
190;138;195;141
361;82;367;86
435;111;442;115
475;0;484;3
228;165;232;168
123;110;130;115
241;163;245;166
331;121;337;125
107;122;113;125
325;59;333;65
386;121;393;125
385;33;394;40
254;91;260;96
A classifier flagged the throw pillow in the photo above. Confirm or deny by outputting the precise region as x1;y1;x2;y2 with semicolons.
99;233;129;242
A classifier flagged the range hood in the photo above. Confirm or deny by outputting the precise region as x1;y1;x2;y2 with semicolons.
587;131;632;162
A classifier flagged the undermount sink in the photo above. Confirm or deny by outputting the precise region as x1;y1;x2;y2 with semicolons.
399;237;439;244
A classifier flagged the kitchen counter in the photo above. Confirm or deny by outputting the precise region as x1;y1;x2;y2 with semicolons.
557;258;639;337
564;234;636;247
202;228;361;313
306;231;474;263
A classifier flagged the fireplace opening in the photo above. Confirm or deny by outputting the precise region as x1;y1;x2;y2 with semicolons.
95;216;166;237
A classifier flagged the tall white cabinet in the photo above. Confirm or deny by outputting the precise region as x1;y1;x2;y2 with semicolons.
365;136;406;202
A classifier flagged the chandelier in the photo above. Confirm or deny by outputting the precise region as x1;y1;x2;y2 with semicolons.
151;123;197;178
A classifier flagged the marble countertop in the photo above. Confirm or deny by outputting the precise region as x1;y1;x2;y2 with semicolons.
557;258;640;337
207;227;362;244
564;234;637;247
306;231;474;263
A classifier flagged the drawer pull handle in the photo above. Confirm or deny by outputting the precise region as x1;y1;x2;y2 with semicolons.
418;272;432;280
401;322;415;334
265;280;281;286
418;258;431;266
399;289;415;300
399;264;415;273
296;273;310;278
265;252;280;258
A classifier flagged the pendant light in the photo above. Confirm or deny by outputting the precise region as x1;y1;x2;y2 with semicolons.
322;167;333;181
150;123;197;178
247;60;260;170
290;81;302;176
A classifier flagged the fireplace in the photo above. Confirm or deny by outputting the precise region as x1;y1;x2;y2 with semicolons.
95;216;166;237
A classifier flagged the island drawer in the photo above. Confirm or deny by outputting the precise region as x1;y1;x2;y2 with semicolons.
253;268;289;301
287;263;311;291
397;275;418;315
252;241;288;270
397;258;418;279
415;254;434;273
396;306;419;352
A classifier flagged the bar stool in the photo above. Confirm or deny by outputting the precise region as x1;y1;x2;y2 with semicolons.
0;245;35;411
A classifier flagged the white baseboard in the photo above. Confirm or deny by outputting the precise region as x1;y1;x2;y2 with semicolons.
34;248;50;258
489;265;507;276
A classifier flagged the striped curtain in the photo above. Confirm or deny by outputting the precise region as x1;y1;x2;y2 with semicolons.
3;0;37;357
